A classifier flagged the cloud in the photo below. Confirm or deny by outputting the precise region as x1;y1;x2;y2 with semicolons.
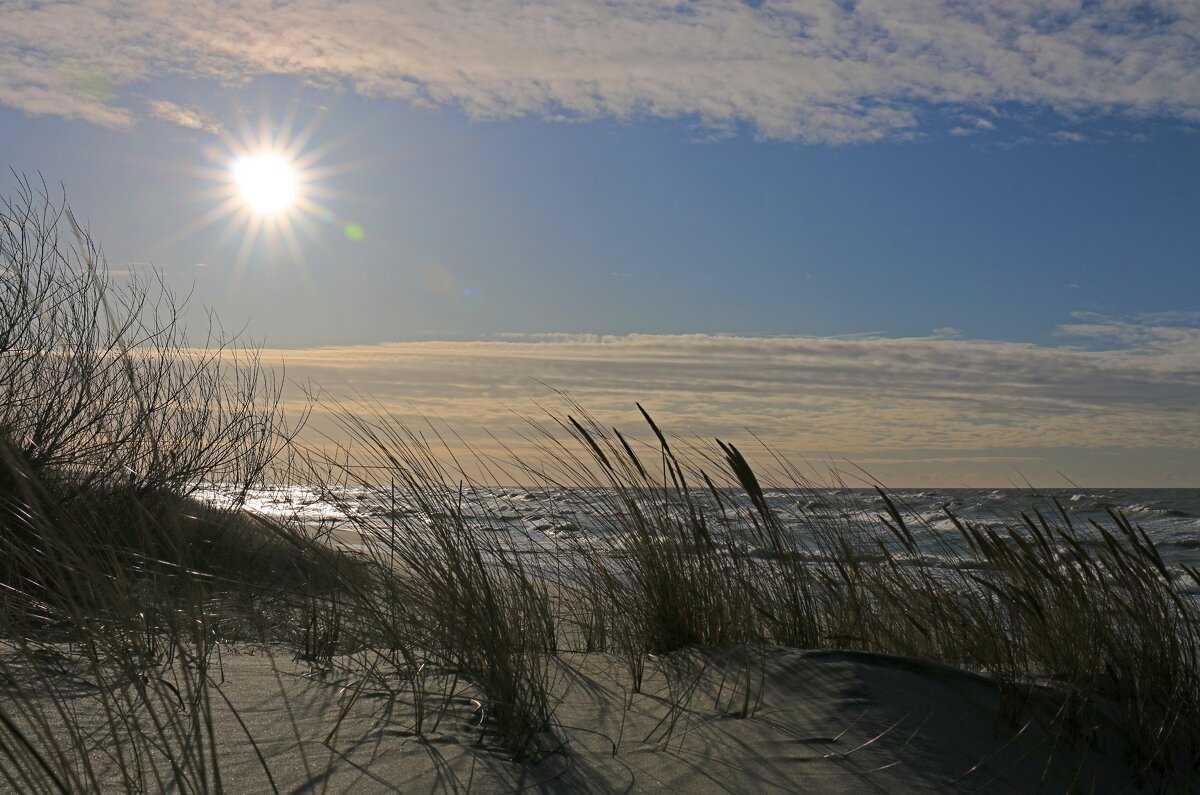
2;1;1199;142
950;115;997;136
147;99;222;133
0;60;134;128
1050;129;1089;143
263;323;1200;483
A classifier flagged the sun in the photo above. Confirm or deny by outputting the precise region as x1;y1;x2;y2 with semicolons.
158;99;370;293
231;153;298;215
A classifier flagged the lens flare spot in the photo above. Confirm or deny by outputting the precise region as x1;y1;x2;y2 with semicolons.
343;222;365;242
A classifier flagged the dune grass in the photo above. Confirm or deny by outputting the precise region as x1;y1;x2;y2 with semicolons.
0;177;341;793
2;180;1199;791
297;395;1200;787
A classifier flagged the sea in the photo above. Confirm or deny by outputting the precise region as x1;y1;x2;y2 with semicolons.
197;485;1200;592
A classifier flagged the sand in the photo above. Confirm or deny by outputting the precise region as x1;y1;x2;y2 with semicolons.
3;642;1154;794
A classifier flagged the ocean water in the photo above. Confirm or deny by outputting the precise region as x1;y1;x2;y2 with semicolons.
197;485;1200;589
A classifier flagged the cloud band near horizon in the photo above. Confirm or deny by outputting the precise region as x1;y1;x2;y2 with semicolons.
2;1;1199;142
266;323;1200;486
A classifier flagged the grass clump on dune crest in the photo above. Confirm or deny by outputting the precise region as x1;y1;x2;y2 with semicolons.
0;175;293;600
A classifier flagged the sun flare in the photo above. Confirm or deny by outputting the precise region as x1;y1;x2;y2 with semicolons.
164;104;362;289
231;153;298;214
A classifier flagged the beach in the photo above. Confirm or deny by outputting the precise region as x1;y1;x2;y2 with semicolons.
4;639;1148;794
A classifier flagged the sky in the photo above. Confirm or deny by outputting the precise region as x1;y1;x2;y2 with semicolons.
1;0;1199;486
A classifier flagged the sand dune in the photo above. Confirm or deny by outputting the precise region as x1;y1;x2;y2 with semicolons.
7;643;1150;794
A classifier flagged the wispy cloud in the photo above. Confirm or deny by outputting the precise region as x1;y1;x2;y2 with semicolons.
949;115;998;137
147;99;222;134
1050;129;1089;143
2;1;1199;142
0;57;133;128
268;323;1200;484
1057;310;1200;351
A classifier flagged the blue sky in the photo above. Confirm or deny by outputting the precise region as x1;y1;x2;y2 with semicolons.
2;1;1198;484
